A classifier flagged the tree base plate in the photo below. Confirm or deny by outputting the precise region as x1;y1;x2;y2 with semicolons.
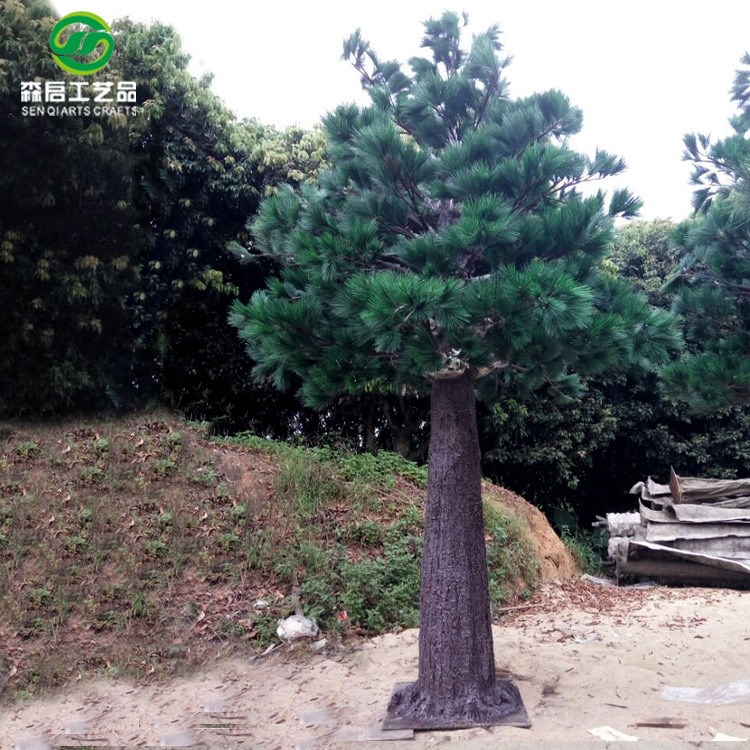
382;680;531;731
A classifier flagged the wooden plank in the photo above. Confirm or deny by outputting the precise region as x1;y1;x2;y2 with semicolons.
617;557;750;586
646;522;750;542
636;717;687;728
672;538;750;558
639;499;675;523
639;499;750;524
336;726;416;741
673;505;750;523
630;540;750;575
669;467;683;504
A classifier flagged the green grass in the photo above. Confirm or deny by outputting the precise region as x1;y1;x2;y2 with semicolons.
561;527;608;575
225;433;539;630
223;433;428;488
274;450;344;517
484;503;540;606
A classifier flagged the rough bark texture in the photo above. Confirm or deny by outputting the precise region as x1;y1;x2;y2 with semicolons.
385;370;529;729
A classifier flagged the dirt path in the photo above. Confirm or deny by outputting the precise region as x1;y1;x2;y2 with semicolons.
3;581;750;747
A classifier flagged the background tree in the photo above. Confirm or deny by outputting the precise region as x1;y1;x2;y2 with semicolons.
231;12;679;728
0;2;328;427
0;0;142;414
664;52;750;408
111;18;331;413
481;219;750;526
607;219;682;306
481;222;681;515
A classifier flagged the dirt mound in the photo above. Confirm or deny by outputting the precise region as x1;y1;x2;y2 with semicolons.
216;445;579;586
483;483;579;583
0;412;577;704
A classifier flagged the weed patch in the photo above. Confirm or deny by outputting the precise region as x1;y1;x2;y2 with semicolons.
561;527;608;575
273;451;343;517
484;502;540;607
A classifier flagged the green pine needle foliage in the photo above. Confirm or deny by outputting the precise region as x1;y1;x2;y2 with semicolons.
231;12;681;408
664;53;750;409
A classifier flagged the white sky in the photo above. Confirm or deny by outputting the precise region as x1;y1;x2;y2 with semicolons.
54;0;750;221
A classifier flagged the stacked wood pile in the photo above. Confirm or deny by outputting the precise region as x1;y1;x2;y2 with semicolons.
606;469;750;586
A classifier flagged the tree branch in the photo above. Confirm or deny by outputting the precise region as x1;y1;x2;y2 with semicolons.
472;71;501;130
474;360;509;378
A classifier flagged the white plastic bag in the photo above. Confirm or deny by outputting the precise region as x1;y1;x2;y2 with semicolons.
276;614;320;640
662;679;750;705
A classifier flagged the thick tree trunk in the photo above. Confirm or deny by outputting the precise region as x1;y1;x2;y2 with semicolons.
384;369;528;729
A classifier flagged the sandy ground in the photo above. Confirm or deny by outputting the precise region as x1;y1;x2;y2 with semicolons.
3;580;750;748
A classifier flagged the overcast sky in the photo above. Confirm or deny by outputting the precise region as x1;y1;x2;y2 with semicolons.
55;0;750;221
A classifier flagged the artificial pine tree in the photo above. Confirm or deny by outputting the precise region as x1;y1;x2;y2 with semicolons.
231;12;679;729
664;53;750;408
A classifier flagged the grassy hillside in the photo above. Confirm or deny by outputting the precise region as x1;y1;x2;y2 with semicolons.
0;413;570;701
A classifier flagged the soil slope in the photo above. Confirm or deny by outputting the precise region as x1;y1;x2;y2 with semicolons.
0;413;577;704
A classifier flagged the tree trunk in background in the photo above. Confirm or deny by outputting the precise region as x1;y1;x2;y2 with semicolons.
383;395;417;459
385;369;529;729
364;398;379;455
391;430;412;459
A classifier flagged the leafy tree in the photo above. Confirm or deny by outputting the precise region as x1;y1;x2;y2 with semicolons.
166;121;332;434
480;382;618;514
481;373;750;525
664;53;750;408
0;3;327;420
607;219;681;306
481;221;680;514
113;19;330;407
482;219;750;524
249;123;329;196
0;0;141;413
231;13;679;727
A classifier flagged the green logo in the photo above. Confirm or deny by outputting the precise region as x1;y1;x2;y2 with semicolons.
49;11;114;75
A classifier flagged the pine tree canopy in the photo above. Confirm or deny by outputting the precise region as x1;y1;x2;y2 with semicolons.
230;12;681;408
664;53;750;409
